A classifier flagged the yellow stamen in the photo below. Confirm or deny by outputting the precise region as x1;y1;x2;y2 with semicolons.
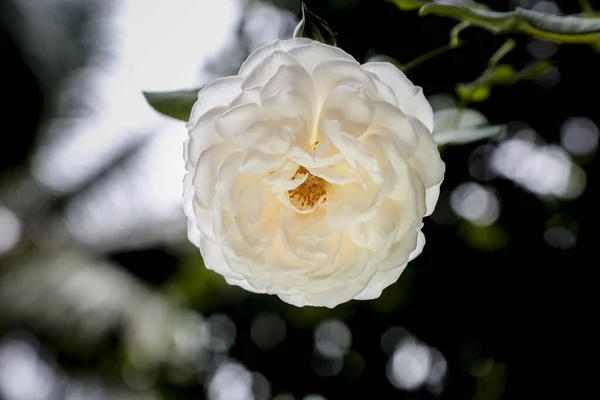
288;166;327;211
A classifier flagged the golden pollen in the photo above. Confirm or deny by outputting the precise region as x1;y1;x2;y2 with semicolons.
288;166;328;211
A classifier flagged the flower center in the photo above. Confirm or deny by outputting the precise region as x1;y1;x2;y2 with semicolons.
288;166;327;212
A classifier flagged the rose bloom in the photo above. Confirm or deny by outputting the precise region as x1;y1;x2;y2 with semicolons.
184;38;444;308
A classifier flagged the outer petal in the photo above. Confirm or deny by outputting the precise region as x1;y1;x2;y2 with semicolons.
277;283;366;308
353;229;422;300
199;236;244;281
287;40;355;72
238;38;314;77
424;182;442;217
408;118;446;215
241;51;301;89
186;106;228;168
362;62;434;132
312;59;378;104
187;76;243;129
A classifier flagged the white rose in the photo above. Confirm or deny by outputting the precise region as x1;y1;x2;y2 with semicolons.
183;38;444;308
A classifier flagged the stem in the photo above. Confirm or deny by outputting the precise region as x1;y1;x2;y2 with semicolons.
401;42;462;72
450;21;470;48
487;39;515;68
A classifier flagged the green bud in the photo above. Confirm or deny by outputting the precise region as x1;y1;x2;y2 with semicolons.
293;2;337;46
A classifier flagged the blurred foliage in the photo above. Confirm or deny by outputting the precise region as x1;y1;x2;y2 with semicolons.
143;90;201;123
390;0;600;45
1;0;597;399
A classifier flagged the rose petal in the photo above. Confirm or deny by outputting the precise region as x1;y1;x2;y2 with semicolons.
352;229;420;300
187;106;228;167
312;59;378;104
367;101;418;158
242;50;301;89
214;103;264;142
287;146;344;168
287;40;355;72
260;64;316;112
365;71;398;106
362;62;434;132
408;117;446;191
238;38;313;77
239;152;287;174
320;84;375;138
193;143;237;209
321;119;383;183
188;76;243;129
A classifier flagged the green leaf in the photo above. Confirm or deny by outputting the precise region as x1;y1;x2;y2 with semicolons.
433;108;505;146
456;59;552;103
517;8;600;35
387;0;429;11
435;124;505;145
293;2;337;46
143;89;200;122
418;2;600;44
388;0;489;12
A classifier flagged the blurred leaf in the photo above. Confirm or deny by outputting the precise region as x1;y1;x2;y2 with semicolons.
294;2;337;46
433;108;505;145
364;54;403;69
517;59;554;79
143;89;200;122
458;221;508;251
388;0;489;12
456;60;553;103
419;2;600;44
472;362;507;400
388;0;429;11
456;84;492;102
435;124;505;145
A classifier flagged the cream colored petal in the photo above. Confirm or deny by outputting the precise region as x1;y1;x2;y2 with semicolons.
234;119;294;156
238;38;313;77
241;50;301;89
362;62;434;132
260;90;313;130
214;103;264;142
321;119;383;183
277;283;366;308
424;182;442;217
193;143;237;209
367;101;418;158
312;59;378;104
365;71;398;106
239;152;287;174
320;84;375;138
364;133;419;203
263;161;307;192
214;152;247;211
187;219;201;248
287;146;344;168
188;76;243;129
305;165;358;185
233;120;277;149
199;236;245;281
287;40;355;71
260;64;316;112
187;106;228;168
408;117;445;193
352;229;420;300
229;87;261;108
348;199;400;251
192;200;219;243
325;179;379;229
